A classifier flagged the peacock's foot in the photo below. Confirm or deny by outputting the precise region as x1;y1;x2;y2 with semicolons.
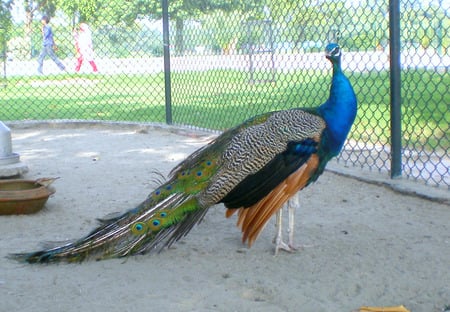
273;237;297;255
273;237;314;255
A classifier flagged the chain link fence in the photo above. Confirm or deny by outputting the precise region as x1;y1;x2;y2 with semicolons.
1;0;448;188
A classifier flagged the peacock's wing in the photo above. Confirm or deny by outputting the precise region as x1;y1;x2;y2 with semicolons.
215;108;326;245
164;108;325;209
221;138;320;209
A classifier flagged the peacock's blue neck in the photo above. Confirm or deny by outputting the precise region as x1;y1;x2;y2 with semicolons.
317;61;357;156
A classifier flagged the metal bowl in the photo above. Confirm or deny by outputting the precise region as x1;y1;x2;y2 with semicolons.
0;179;56;215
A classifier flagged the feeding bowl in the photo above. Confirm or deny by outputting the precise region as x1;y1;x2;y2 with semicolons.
0;179;56;215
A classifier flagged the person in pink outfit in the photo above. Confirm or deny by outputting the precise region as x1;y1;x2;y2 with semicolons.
73;23;98;72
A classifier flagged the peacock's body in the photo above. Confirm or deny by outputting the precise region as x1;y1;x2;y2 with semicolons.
11;43;357;263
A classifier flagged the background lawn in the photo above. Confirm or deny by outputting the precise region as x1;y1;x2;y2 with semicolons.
1;69;448;151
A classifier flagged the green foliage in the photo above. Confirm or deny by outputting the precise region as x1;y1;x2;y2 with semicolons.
0;0;13;54
401;1;449;52
95;23;163;57
69;0;158;26
55;0;98;24
7;0;448;58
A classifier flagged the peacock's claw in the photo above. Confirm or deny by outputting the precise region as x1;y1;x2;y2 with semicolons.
273;236;314;255
274;237;297;255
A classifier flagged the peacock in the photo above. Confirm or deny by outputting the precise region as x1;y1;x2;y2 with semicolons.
11;43;357;264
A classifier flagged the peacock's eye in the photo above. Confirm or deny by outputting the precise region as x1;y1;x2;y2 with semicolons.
131;222;148;235
332;46;340;55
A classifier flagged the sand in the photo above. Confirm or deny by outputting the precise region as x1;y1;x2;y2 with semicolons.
1;122;449;312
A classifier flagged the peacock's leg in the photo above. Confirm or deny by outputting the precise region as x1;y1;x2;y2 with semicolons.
274;208;290;255
287;194;298;249
273;197;297;255
273;194;314;255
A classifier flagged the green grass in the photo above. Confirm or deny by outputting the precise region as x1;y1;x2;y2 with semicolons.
1;68;448;151
1;74;167;121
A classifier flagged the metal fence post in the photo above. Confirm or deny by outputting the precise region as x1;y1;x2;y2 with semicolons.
389;0;402;178
162;0;172;125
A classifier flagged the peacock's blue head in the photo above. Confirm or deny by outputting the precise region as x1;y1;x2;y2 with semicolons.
325;43;341;63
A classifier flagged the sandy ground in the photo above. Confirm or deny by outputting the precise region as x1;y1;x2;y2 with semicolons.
0;122;449;312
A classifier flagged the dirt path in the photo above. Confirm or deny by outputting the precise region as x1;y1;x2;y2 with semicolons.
1;123;449;312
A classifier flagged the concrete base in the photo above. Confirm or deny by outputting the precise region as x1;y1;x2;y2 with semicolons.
0;153;20;166
0;161;29;178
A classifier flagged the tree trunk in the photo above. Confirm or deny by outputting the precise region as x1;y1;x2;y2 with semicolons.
25;8;34;58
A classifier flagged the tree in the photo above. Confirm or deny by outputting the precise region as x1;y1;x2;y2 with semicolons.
54;0;98;25
0;0;13;59
52;0;157;26
159;0;264;55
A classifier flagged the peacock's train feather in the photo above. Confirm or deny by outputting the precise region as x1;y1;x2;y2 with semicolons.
10;43;357;263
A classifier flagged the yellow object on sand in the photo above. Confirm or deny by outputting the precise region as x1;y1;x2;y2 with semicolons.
358;305;410;312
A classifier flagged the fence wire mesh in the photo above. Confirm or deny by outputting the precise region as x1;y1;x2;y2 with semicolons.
0;0;448;188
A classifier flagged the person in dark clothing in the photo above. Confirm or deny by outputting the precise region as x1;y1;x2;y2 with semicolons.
37;15;66;74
